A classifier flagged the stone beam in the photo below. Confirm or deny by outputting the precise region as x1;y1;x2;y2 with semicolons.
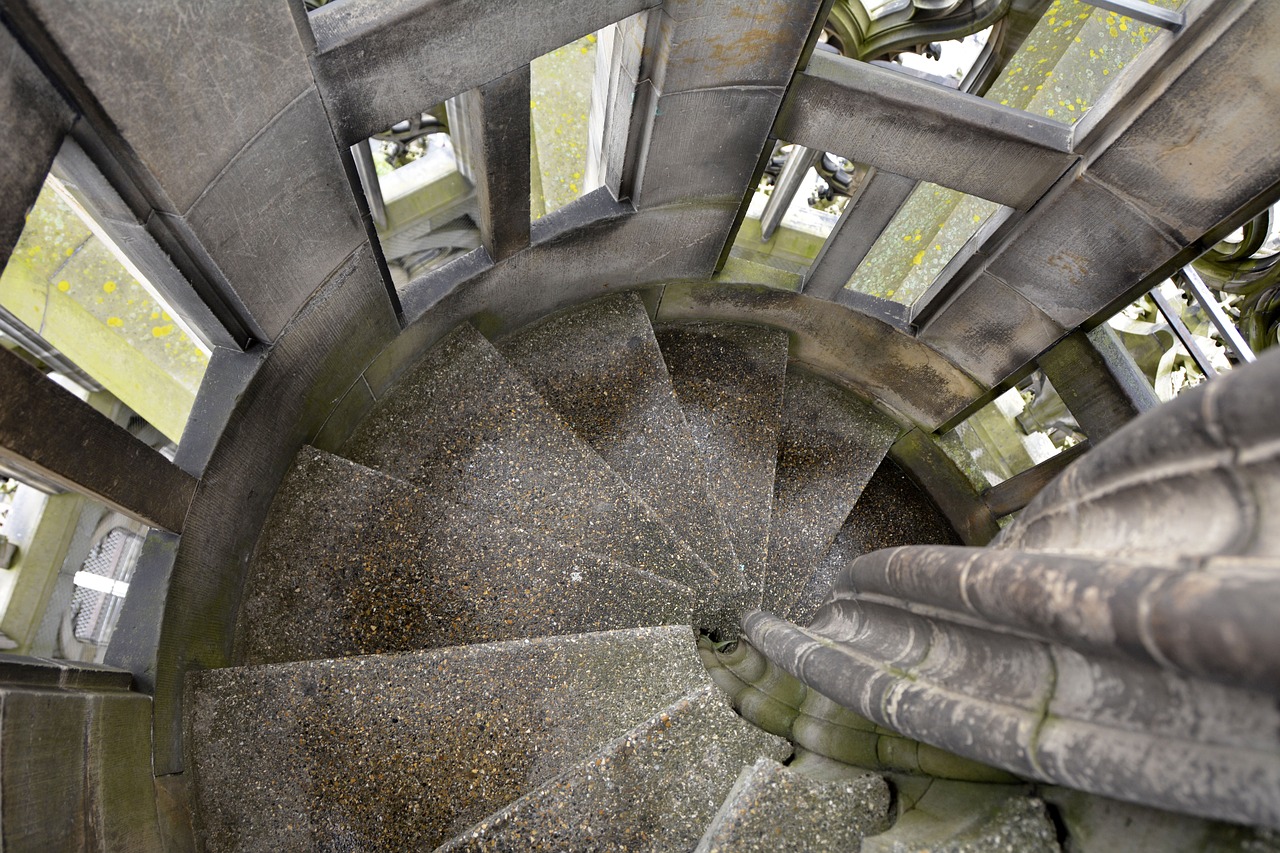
922;0;1280;385
455;67;532;262
776;53;1077;211
1036;326;1158;442
0;347;196;533
309;0;659;147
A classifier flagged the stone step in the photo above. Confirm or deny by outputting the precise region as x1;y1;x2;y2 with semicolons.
237;447;698;664
786;458;961;626
499;294;742;585
655;322;790;608
762;368;901;618
861;779;1061;853
439;684;791;851
189;626;711;852
341;322;717;597
695;756;891;853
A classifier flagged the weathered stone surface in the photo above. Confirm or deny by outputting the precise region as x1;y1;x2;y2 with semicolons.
189;626;710;852
310;0;659;146
888;429;1000;547
749;553;1280;829
153;773;198;853
456;66;531;261
696;757;890;853
500;294;740;583
22;0;313;213
981;443;1090;519
182;91;367;342
985;173;1182;330
1086;2;1280;245
843;543;1280;696
650;0;826;93
1035;645;1280;828
391;196;738;331
655;283;984;429
627;0;824;209
634;85;784;209
238;446;696;663
918;271;1066;388
310;375;376;454
764;368;900;617
999;348;1280;562
343;322;716;596
778;53;1076;210
8;1;1278;851
655;322;789;607
439;684;791;851
0;26;73;269
746;608;1056;779
151;244;401;775
804;169;919;302
0;681;163;851
0;345;196;533
1036;326;1158;443
1043;785;1280;853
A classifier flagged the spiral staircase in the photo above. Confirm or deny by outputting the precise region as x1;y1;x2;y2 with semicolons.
2;0;1280;850
188;296;991;850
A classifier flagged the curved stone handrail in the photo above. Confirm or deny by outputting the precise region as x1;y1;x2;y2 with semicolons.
749;349;1280;828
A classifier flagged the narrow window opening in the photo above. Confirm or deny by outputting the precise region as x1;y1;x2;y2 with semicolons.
0;469;151;663
1;165;210;445
728;141;860;283
530;32;600;220
351;105;481;292
937;370;1085;491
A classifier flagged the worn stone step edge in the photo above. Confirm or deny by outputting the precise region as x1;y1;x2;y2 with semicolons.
437;683;792;851
497;293;744;585
654;322;791;611
190;626;717;851
695;756;891;853
763;368;903;618
341;322;722;596
238;445;705;663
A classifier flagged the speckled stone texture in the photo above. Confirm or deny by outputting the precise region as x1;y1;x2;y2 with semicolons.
786;458;961;625
655;322;790;607
862;780;1061;853
440;684;792;851
763;368;901;618
189;626;710;852
342;323;716;595
237;446;697;664
696;757;891;852
499;294;742;585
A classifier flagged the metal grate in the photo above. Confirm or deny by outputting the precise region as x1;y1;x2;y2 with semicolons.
70;526;142;645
